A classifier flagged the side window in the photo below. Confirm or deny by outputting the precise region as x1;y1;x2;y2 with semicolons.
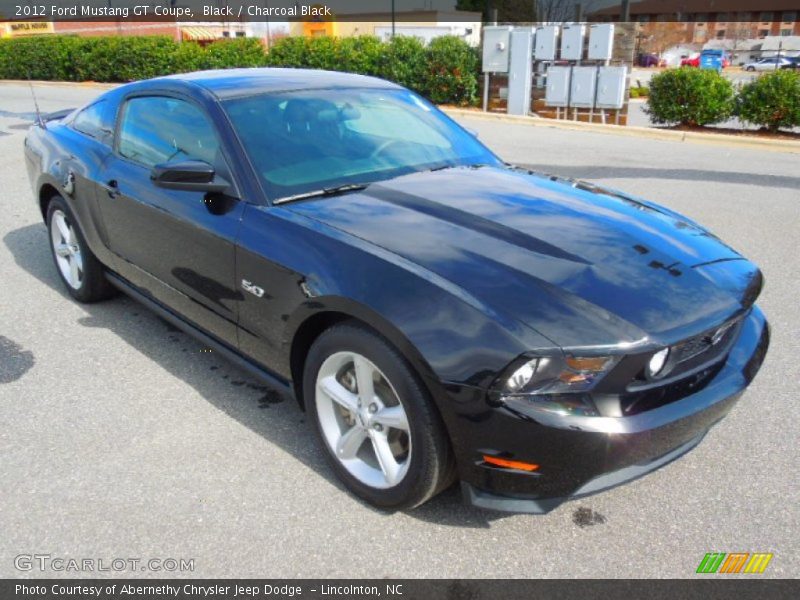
72;100;113;144
117;96;220;168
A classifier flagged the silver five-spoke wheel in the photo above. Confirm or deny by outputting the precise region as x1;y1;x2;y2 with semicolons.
315;351;411;489
50;209;83;290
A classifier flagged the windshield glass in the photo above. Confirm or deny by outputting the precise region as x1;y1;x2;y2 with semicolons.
223;88;500;200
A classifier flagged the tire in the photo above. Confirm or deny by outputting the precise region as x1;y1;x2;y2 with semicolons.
304;322;455;510
46;196;116;303
746;66;755;72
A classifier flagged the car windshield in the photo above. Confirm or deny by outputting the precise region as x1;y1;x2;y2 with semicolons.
223;87;501;201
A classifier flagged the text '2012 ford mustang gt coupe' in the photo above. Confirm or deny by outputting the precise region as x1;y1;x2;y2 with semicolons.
24;68;769;513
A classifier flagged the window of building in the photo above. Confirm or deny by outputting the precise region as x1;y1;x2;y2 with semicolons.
782;12;797;23
760;12;773;22
716;30;727;39
780;28;793;36
758;29;769;38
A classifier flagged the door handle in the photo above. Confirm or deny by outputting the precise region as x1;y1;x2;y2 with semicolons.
102;180;120;198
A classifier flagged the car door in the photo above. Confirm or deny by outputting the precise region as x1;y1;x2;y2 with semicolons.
98;93;244;347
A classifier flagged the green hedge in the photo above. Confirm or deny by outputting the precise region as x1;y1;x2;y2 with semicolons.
736;70;800;132
0;34;480;106
645;68;735;127
264;34;479;105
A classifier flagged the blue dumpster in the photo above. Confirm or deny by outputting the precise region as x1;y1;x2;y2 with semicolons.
700;49;724;71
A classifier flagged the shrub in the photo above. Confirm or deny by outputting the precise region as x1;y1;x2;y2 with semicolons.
421;35;479;105
736;70;800;132
264;36;308;68
0;36;83;81
336;36;383;76
0;34;483;105
73;36;176;82
646;68;735;126
171;40;206;73
301;35;339;71
202;38;267;70
378;35;427;92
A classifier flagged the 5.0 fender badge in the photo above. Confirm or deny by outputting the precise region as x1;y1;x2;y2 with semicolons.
241;279;265;298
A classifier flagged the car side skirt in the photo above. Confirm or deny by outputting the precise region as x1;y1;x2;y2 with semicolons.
105;271;295;401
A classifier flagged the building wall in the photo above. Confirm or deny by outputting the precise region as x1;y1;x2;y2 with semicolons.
53;21;181;40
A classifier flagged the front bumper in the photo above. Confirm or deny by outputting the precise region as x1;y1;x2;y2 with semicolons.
447;306;769;513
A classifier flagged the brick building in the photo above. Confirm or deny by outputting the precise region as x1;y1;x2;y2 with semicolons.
590;1;800;42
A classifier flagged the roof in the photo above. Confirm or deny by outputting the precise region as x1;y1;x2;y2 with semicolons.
760;35;800;50
160;68;400;99
180;26;225;42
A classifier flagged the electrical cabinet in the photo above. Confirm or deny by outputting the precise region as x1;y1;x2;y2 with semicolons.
588;23;614;60
482;26;513;73
570;66;597;108
560;24;585;61
507;29;535;115
545;66;571;107
596;66;627;109
534;25;559;61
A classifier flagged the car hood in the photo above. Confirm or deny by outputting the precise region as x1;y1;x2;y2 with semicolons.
286;166;761;348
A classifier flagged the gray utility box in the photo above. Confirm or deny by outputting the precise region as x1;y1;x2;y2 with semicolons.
560;24;585;61
596;66;628;109
482;26;513;73
588;23;614;61
545;66;571;107
534;25;559;61
570;66;597;108
507;28;535;116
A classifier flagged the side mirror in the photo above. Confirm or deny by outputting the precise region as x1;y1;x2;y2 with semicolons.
151;159;230;193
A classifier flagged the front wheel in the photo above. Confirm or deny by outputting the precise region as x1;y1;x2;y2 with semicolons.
46;196;115;303
304;322;455;510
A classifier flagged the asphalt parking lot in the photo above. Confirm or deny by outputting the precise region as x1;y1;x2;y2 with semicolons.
1;82;798;578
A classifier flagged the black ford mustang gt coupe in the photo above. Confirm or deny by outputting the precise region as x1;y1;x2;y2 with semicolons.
25;68;769;513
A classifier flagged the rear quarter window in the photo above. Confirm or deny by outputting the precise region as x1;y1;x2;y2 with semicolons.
71;100;114;145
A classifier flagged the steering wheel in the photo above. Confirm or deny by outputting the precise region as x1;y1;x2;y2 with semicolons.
369;139;405;160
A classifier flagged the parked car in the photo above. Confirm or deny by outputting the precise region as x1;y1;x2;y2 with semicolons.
24;69;770;513
637;53;661;67
779;57;800;69
680;53;700;67
744;57;794;71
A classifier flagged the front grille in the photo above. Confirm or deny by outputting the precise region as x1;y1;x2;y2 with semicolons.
616;315;744;416
671;319;738;366
621;361;724;416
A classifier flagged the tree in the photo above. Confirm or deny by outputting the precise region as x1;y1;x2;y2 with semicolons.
640;22;691;56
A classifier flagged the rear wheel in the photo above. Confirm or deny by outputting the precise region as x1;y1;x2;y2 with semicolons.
304;322;455;510
46;196;115;303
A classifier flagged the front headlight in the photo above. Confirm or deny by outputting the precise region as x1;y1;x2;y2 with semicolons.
492;354;621;417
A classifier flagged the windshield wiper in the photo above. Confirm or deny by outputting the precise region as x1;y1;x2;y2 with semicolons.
424;163;490;173
274;183;369;205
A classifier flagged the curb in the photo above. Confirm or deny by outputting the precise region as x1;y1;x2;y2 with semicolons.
442;108;800;155
0;80;118;90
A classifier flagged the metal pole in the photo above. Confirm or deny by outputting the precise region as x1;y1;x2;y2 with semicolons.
391;0;396;38
483;72;490;112
620;0;630;22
